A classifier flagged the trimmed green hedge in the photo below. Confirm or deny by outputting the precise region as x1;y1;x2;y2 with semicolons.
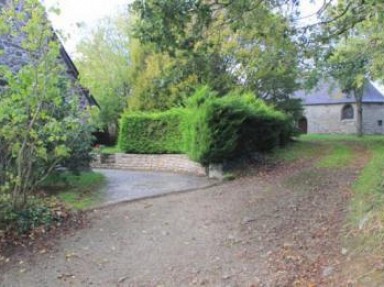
118;87;294;164
118;109;184;153
183;87;292;165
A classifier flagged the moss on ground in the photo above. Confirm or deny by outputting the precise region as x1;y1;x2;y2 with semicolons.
41;171;106;210
316;143;353;168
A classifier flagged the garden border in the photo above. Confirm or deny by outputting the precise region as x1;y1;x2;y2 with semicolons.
91;153;207;176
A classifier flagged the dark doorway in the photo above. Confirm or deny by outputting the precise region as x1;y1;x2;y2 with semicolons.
298;117;308;134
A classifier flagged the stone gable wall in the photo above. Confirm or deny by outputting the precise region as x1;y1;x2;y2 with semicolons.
304;103;384;134
304;104;357;134
0;0;90;110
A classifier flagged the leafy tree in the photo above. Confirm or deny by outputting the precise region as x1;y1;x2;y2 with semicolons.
316;0;383;41
76;14;131;139
327;38;369;136
220;6;300;101
0;0;94;209
312;1;384;136
129;0;300;54
128;0;300;109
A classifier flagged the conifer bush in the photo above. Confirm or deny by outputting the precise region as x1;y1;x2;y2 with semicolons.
183;87;292;165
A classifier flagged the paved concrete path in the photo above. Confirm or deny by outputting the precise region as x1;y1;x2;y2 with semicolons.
95;169;216;205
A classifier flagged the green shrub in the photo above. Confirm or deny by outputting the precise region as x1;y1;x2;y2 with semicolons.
118;109;184;153
0;196;57;234
183;87;292;165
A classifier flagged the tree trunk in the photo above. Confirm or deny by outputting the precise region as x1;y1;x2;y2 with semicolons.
107;122;118;145
355;90;363;137
12;187;26;210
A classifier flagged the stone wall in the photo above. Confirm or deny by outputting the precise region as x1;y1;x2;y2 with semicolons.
0;0;29;74
304;103;384;134
362;103;384;134
304;104;357;134
92;154;207;176
0;35;28;74
0;0;30;75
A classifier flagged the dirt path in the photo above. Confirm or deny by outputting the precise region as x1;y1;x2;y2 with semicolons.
0;143;369;287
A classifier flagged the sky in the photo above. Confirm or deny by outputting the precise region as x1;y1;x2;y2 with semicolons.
297;1;324;26
42;0;131;55
42;0;323;56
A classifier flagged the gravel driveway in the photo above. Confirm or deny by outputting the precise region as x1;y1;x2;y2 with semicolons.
0;143;369;286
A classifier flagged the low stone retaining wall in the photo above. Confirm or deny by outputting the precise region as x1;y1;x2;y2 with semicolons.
91;154;207;176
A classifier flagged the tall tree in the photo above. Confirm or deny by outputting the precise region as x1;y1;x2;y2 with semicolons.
327;39;369;136
76;14;131;138
128;0;301;109
315;1;384;136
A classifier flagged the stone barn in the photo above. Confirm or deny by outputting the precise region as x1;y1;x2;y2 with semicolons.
294;80;384;135
0;0;98;110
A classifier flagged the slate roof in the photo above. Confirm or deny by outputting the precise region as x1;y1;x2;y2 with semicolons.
294;80;384;105
59;46;100;108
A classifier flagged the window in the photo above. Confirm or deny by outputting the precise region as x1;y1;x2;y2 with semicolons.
378;120;383;127
341;104;354;120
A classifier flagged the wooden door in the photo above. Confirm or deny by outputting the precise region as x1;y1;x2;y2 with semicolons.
298;117;308;134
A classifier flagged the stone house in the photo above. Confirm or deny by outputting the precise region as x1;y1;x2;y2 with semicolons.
294;80;384;134
0;0;98;110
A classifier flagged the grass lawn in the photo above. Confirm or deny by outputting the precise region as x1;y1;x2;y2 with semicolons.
348;139;384;248
315;142;353;168
271;138;322;162
95;145;121;154
41;171;106;210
